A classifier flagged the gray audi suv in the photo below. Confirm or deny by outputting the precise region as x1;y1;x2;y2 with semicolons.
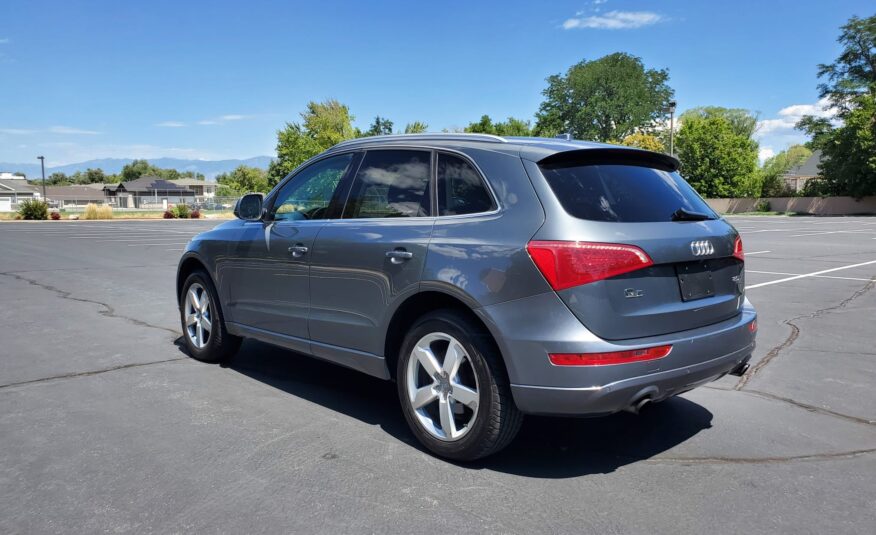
176;133;757;460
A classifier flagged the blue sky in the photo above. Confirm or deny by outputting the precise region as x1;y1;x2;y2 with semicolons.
0;0;871;166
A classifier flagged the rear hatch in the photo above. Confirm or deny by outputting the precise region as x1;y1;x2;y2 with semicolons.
529;149;744;340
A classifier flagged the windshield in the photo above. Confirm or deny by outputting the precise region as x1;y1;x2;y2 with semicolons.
539;163;716;223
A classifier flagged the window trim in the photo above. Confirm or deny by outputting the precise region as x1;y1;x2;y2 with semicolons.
339;147;436;221
263;150;361;222
434;149;499;218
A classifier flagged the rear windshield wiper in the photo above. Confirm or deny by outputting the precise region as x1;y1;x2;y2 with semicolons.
671;207;714;221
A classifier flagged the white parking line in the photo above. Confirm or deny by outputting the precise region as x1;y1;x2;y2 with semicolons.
745;250;771;255
746;270;872;282
746;260;876;289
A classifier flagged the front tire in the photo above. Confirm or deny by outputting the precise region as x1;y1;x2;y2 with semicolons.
397;310;522;461
179;270;241;363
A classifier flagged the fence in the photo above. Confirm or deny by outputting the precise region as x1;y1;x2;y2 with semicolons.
707;197;876;216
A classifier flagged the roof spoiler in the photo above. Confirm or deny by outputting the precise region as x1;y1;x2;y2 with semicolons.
537;148;680;172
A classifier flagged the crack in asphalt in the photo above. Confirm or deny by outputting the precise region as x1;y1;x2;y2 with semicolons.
735;277;876;390
646;447;876;465
744;388;876;426
0;271;181;337
0;357;188;391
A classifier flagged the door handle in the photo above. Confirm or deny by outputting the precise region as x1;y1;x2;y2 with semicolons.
386;249;414;264
288;244;309;257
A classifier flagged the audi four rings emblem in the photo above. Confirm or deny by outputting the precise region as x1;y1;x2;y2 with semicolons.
690;240;715;256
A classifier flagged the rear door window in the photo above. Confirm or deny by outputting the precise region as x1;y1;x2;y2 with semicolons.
343;150;431;218
437;153;495;216
539;163;715;222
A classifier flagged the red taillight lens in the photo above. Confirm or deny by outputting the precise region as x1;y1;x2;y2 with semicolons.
549;345;672;366
733;236;744;262
527;241;653;290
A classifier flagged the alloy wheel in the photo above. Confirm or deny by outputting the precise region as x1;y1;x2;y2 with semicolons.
405;332;480;441
184;282;212;349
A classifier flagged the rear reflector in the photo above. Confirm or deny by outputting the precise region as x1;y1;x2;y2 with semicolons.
748;319;757;333
733;236;744;262
527;241;653;290
549;345;672;366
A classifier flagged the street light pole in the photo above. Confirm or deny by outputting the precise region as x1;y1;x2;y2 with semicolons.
668;100;677;157
37;155;46;200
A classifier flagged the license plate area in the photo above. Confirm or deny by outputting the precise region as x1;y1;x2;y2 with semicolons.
676;261;715;301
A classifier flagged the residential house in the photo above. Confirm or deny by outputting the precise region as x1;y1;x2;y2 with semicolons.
782;150;822;193
45;185;110;208
0;178;41;211
170;178;217;198
104;176;195;208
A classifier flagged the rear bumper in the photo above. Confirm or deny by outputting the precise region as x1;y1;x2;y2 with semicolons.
476;292;756;417
510;344;752;416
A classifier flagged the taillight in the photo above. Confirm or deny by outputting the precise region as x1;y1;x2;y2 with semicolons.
526;241;653;290
733;236;744;262
549;345;672;366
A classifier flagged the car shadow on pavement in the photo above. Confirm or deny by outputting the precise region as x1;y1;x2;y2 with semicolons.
215;339;714;479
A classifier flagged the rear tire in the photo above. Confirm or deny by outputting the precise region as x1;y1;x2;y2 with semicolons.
179;270;241;363
397;310;522;461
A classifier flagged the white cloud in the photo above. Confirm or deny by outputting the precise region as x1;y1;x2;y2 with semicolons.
1;126;101;135
48;125;101;135
155;121;187;128
0;128;37;135
197;114;251;126
758;147;775;164
753;97;839;157
0;38;9;44
755;97;837;138
563;10;663;30
26;143;223;166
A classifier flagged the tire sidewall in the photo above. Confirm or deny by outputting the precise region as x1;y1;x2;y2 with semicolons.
397;312;499;459
180;271;225;362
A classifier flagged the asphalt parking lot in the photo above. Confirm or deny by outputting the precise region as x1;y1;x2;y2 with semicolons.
1;216;875;534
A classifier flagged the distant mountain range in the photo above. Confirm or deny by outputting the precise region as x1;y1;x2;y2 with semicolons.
0;156;273;180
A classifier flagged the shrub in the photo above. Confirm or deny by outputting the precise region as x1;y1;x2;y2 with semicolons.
171;204;191;219
163;210;175;219
18;199;49;220
83;203;113;220
50;211;61;220
190;209;201;219
754;199;771;212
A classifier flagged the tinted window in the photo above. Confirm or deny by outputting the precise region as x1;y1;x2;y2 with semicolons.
344;150;431;218
539;163;716;223
270;153;353;221
437;153;495;216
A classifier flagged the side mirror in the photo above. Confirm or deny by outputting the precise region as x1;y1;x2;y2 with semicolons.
234;193;264;221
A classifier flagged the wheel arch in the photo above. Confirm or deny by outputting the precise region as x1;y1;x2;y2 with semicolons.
176;254;210;305
383;290;511;384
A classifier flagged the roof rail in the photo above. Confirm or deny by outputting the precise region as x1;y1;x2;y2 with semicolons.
331;133;508;150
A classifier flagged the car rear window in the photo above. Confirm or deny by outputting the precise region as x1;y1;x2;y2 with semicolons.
538;163;716;223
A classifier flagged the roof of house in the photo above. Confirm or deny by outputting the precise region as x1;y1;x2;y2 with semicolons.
107;176;193;193
784;149;822;178
45;185;108;200
170;178;215;187
0;179;40;194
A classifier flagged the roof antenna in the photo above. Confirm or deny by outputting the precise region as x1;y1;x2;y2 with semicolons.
555;133;572;141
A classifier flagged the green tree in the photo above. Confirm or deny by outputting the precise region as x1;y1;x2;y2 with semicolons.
676;112;758;198
759;145;812;197
80;168;108;184
365;115;394;136
120;159;161;182
464;115;532;136
404;121;428;134
682;106;758;138
216;165;269;194
534;53;674;141
46;172;69;185
621;132;665;152
796;15;876;197
267;99;357;187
